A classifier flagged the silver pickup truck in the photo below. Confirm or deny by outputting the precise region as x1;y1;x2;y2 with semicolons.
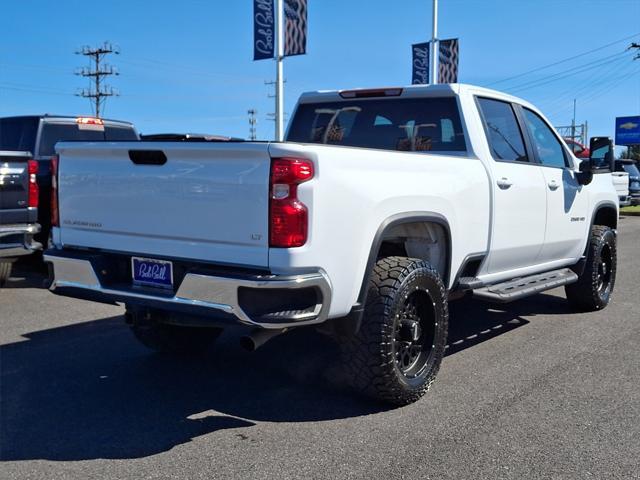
0;151;41;285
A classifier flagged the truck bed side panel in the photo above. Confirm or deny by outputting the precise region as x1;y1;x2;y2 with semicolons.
267;143;491;318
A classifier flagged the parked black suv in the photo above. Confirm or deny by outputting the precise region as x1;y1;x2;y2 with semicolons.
0;115;139;244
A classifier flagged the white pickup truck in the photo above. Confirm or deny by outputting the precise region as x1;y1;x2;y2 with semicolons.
44;84;619;405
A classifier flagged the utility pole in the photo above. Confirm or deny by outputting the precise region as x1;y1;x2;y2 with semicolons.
571;98;576;141
274;0;285;141
430;0;439;85
75;42;120;118
248;109;257;141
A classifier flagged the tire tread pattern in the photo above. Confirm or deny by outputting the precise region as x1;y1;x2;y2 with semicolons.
565;225;617;311
340;256;448;406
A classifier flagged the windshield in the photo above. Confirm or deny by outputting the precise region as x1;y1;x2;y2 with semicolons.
286;97;466;152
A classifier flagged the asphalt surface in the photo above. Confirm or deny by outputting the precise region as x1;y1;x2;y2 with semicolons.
1;217;639;480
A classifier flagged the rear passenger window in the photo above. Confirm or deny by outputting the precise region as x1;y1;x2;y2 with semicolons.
478;98;528;163
522;109;568;168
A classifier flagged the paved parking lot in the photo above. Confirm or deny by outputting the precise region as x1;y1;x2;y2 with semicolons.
1;217;639;480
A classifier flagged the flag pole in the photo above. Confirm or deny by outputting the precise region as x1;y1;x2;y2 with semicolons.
275;0;285;141
430;0;438;85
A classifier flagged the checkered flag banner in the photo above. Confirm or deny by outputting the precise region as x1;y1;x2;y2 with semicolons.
284;0;307;57
438;38;459;83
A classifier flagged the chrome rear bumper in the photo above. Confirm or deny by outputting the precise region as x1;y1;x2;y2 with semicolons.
44;252;332;329
0;223;42;258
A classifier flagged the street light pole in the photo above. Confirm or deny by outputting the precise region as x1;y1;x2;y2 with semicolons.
275;0;285;141
430;0;439;85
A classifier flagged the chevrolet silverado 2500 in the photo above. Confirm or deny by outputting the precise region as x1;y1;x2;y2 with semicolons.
44;84;619;405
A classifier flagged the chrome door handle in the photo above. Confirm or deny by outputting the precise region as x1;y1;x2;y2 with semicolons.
497;177;513;189
548;180;559;191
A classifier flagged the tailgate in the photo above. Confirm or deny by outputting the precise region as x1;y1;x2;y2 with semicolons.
56;142;272;268
0;151;33;224
612;172;629;195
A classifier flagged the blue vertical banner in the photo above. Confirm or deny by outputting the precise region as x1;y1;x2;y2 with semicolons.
412;42;430;84
254;0;275;60
284;0;307;57
438;38;459;83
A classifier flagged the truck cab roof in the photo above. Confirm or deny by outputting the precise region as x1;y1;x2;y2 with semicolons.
298;83;537;111
0;114;135;127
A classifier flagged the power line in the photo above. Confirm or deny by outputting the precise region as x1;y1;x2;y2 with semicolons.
119;57;264;84
0;62;72;73
538;59;639;120
0;84;72;96
488;32;640;86
75;42;120;117
507;52;632;94
580;62;640;103
537;57;630;119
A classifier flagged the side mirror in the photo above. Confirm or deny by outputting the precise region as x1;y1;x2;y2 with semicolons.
577;159;594;186
589;136;615;173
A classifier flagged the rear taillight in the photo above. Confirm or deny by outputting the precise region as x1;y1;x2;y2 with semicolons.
27;160;39;208
269;157;314;248
50;155;59;227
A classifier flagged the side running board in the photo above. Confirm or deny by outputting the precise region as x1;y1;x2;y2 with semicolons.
473;268;578;303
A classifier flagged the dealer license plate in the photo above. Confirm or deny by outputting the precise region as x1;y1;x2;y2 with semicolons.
131;257;173;289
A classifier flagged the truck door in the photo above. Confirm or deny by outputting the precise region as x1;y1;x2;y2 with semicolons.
519;107;589;262
476;98;547;274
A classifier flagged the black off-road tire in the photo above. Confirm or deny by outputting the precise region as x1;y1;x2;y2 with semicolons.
565;225;617;311
341;256;448;406
0;261;13;287
127;308;222;354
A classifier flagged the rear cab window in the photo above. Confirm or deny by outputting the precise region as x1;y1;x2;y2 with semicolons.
38;121;138;156
286;97;467;153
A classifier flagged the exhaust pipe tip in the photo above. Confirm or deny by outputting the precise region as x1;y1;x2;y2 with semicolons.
239;335;258;352
240;328;287;352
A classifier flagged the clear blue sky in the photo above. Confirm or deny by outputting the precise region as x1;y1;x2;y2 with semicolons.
1;0;639;141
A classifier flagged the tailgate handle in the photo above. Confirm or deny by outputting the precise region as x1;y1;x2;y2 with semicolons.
128;150;167;165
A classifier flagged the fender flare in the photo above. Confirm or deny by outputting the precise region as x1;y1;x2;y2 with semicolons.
571;200;618;276
325;212;452;336
357;212;452;306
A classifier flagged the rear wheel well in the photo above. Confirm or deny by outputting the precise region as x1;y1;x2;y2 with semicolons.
377;221;449;283
593;205;617;229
